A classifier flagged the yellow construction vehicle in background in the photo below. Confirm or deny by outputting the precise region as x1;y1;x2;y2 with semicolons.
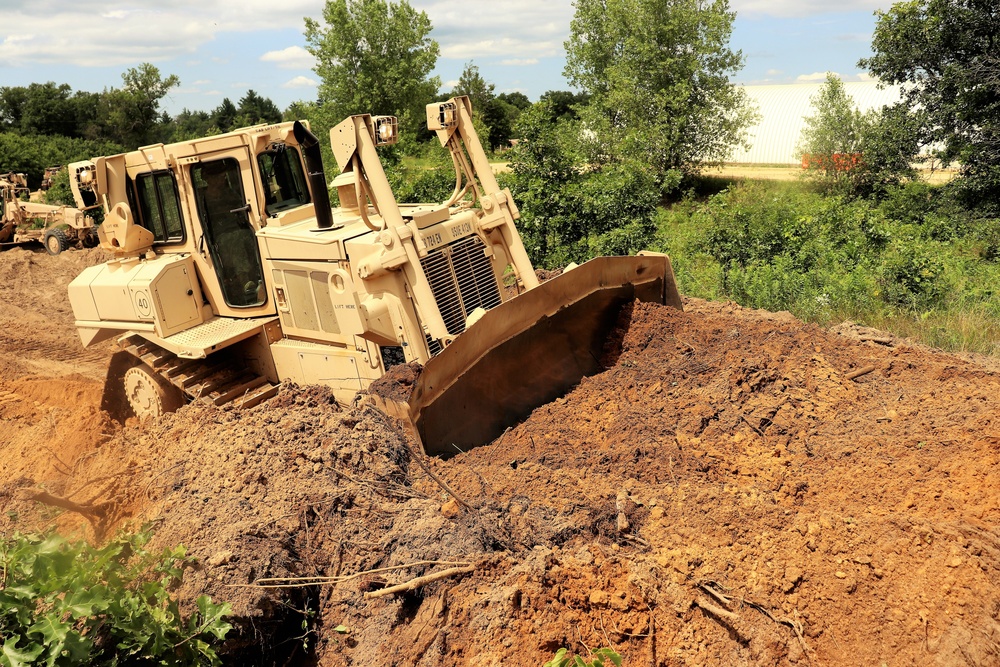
1;171;97;254
67;97;682;454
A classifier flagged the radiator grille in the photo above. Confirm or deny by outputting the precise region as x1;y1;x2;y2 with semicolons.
420;234;501;338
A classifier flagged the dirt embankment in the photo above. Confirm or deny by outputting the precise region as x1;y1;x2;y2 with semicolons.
1;246;999;666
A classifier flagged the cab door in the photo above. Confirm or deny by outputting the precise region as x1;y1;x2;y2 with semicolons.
186;150;273;317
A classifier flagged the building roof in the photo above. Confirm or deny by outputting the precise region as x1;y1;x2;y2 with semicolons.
728;82;903;165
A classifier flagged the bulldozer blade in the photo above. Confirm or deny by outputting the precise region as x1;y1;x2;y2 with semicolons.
409;254;682;456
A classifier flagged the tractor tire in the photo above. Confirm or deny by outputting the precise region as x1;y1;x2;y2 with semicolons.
123;364;185;419
43;228;68;255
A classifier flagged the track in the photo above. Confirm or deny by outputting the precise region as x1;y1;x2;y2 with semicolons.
117;335;279;411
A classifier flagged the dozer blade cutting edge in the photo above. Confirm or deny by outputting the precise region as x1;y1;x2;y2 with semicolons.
408;253;683;456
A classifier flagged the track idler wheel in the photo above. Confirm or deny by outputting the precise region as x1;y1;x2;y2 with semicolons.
123;364;184;419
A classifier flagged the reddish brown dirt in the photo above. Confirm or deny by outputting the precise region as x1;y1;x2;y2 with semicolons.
1;246;999;666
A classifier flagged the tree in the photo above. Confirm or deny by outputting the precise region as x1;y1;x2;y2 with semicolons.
212;98;239;132
452;62;517;149
304;0;439;134
0;83;98;138
452;62;495;113
490;92;533;150
506;101;659;268
860;0;1000;207
497;91;531;111
237;89;283;126
539;91;590;122
797;74;922;197
98;63;179;148
796;74;865;181
564;0;755;187
168;108;215;142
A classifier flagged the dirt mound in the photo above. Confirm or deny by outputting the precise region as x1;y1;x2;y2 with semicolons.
0;246;113;380
1;244;999;666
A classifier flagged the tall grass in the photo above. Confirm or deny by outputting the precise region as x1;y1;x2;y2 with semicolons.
652;176;1000;356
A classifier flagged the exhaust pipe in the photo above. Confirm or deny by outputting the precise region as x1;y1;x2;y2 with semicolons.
293;121;334;230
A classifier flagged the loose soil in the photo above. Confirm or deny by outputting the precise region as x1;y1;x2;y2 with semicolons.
1;246;998;666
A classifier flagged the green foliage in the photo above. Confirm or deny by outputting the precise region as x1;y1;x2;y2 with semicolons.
97;63;180;148
538;91;590;122
656;177;1000;355
449;63;527;150
543;647;622;667
0;528;231;666
305;0;440;137
851;104;922;197
384;153;458;204
452;62;495;119
0;133;123;191
860;0;1000;209
0;83;98;139
205;91;284;135
564;0;756;184
796;74;864;185
797;74;921;197
504;101;659;268
42;169;73;206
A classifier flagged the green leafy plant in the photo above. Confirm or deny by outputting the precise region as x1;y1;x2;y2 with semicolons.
0;528;231;666
543;647;622;667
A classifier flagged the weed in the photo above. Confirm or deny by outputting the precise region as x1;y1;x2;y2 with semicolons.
0;527;231;666
543;647;622;667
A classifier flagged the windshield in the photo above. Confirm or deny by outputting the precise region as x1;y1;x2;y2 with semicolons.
257;145;311;216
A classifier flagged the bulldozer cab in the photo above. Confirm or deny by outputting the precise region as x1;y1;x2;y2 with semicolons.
191;158;266;308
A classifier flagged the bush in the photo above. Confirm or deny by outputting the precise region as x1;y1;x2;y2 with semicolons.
504;102;660;268
0;133;123;190
877;236;948;308
0;528;231;666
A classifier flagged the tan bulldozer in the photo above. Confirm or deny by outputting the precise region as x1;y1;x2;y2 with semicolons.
66;97;682;455
1;171;97;254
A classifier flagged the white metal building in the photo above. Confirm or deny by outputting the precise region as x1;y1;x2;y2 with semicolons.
728;82;903;165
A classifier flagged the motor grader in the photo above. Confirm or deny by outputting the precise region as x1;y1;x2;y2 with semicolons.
66;97;682;455
1;171;97;255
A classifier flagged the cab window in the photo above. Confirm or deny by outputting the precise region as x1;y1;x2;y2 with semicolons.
134;171;185;244
257;145;311;215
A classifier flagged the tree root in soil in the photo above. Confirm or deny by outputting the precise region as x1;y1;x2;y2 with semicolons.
238;560;474;590
693;580;815;664
363;564;475;599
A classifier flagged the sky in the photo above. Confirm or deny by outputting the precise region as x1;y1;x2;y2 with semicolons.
0;0;898;117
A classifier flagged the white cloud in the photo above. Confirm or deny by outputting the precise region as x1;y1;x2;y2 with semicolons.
766;69;784;76
731;0;894;18
500;58;539;66
791;71;880;84
0;1;322;66
420;0;572;61
261;46;315;70
282;76;317;89
796;71;839;82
